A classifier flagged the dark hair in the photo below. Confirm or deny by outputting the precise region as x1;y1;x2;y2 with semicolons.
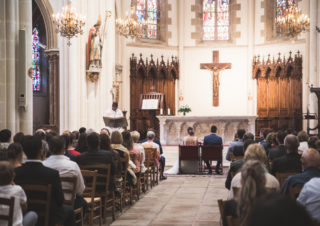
0;161;14;185
187;127;194;136
13;132;24;144
237;129;246;140
0;129;11;143
0;149;8;161
112;102;118;108
100;134;111;151
297;131;309;142
87;132;99;150
277;130;287;145
79;127;86;134
35;130;46;140
243;132;254;142
211;125;217;133
63;133;74;149
22;135;42;159
48;136;65;155
263;128;272;139
72;131;79;140
7;143;23;162
247;193;316;226
78;133;88;153
122;131;133;150
243;139;256;153
286;128;297;136
308;136;319;149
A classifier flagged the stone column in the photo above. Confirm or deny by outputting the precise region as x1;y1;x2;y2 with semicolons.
45;49;60;131
5;0;18;133
18;0;33;134
157;116;166;144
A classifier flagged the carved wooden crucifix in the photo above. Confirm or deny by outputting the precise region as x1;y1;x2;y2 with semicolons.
200;51;232;106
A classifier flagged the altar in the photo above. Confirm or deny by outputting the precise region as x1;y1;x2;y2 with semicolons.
157;116;257;145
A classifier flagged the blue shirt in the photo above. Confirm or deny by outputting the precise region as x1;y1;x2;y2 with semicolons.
297;177;320;222
281;167;320;194
226;140;243;161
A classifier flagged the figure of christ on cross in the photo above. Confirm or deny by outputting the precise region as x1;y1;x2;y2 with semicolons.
200;51;232;106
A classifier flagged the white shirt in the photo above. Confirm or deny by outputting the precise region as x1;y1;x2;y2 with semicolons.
297;177;320;222
298;141;309;154
43;155;85;200
0;184;27;226
142;140;160;156
228;172;280;200
104;109;123;118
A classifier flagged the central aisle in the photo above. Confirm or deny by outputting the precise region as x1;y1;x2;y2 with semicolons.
111;176;227;226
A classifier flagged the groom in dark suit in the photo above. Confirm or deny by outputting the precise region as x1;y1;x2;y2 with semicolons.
203;125;223;174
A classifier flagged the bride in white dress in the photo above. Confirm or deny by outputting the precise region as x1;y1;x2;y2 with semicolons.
165;127;199;174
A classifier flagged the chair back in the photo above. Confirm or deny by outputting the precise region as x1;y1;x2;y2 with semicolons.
289;186;302;200
120;153;129;189
229;151;244;161
202;145;223;161
81;170;98;199
60;176;77;207
217;199;227;220
276;172;299;188
226;216;240;226
21;184;52;226
179;145;199;160
0;197;15;226
80;164;111;197
144;148;157;167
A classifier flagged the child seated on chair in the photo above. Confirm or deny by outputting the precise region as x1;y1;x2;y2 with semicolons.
0;161;38;226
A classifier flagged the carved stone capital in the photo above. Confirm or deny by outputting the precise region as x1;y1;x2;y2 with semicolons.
45;49;59;61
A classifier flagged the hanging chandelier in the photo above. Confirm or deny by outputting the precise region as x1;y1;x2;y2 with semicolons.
115;1;146;39
276;1;310;38
52;1;86;46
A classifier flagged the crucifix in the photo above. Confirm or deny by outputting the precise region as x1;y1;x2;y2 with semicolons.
200;51;232;106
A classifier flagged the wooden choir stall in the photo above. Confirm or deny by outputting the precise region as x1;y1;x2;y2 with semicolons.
252;51;303;135
130;54;179;139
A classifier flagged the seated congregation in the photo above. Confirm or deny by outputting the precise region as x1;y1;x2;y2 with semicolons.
0;127;166;226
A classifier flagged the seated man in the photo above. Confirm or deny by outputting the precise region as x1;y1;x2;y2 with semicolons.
281;148;320;194
225;129;245;161
271;134;302;175
76;132;118;192
203;125;223;174
142;131;167;180
0;161;38;226
104;102;124;133
43;136;86;209
0;129;11;149
14;135;75;226
297;177;320;223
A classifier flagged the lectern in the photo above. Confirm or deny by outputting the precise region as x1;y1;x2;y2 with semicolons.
103;117;128;129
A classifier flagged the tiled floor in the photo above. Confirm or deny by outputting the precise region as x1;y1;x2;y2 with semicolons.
110;175;227;226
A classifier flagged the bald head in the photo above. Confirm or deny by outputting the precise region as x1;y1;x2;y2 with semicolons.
284;134;299;154
301;148;320;169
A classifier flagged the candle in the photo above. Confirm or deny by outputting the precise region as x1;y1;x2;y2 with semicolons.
168;108;171;115
160;108;163;115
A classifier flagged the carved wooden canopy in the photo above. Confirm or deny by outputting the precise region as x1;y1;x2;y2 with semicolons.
130;53;179;80
252;51;302;80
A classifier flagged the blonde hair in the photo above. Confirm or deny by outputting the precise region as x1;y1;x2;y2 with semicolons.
238;160;267;226
131;131;140;143
244;143;267;164
111;131;123;144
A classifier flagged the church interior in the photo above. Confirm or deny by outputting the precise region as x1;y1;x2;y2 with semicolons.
1;0;320;225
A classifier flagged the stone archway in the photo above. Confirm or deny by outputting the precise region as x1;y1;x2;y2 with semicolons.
34;0;60;132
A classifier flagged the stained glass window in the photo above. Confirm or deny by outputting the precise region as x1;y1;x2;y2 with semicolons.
136;0;159;39
32;27;40;91
276;0;296;34
203;0;230;41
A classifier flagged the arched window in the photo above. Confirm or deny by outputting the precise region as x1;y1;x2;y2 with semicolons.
202;0;230;41
136;0;159;39
32;27;41;91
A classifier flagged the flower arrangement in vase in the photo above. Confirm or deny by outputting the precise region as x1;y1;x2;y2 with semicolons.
178;105;191;116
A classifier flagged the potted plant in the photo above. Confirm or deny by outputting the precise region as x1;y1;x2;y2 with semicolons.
178;105;191;116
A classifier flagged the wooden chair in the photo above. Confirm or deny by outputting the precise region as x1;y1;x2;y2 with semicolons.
289;186;302;200
226;216;240;226
276;172;299;188
81;170;102;226
60;176;83;226
217;199;227;221
229;151;244;162
201;145;223;173
21;184;52;226
178;145;200;174
144;148;158;188
129;152;141;203
0;197;15;226
80;164;114;223
119;154;129;210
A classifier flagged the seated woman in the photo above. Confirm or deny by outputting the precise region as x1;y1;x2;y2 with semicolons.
182;127;198;145
122;131;141;175
7;143;23;168
131;131;146;174
223;160;268;226
62;131;80;156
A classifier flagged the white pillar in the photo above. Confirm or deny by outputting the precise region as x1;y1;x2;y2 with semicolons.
18;0;33;134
